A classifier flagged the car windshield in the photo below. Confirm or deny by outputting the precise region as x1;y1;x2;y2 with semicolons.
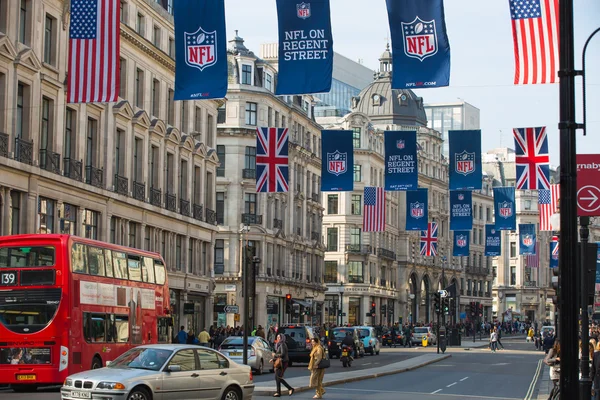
220;337;256;348
358;329;370;337
108;347;173;371
278;328;306;342
333;329;353;339
414;328;429;333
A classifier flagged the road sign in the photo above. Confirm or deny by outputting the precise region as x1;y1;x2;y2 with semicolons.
438;290;449;298
577;154;600;216
214;304;239;313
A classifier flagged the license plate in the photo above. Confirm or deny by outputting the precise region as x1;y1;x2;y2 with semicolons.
16;374;36;381
230;352;242;356
341;351;348;357
70;391;91;399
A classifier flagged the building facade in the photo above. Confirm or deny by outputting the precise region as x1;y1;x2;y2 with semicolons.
214;34;326;330
424;101;481;158
0;0;221;334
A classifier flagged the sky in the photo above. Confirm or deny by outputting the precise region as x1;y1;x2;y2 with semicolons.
223;0;600;166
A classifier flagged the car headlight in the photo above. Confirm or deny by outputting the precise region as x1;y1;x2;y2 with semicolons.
64;379;73;387
97;382;126;390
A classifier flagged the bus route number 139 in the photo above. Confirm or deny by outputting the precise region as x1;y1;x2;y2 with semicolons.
0;272;17;285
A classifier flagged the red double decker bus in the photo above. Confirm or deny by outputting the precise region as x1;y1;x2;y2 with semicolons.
0;234;172;391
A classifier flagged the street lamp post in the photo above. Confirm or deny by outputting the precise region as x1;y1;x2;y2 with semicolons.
339;282;344;326
240;225;250;366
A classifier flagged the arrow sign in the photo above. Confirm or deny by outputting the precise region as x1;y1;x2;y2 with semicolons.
223;305;239;314
578;186;600;213
438;290;449;298
576;154;600;216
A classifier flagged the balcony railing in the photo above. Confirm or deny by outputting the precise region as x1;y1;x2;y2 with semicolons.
242;169;256;179
311;231;320;242
0;132;8;157
85;166;104;188
39;149;61;174
311;193;319;202
63;158;83;181
150;187;162;207
114;174;128;195
377;247;396;260
345;244;372;254
242;213;263;225
165;192;177;212
180;199;190;216
206;208;217;225
133;181;145;201
15;137;33;165
193;204;204;221
273;218;283;229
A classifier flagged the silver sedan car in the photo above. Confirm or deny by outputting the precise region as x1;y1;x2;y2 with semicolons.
218;336;274;375
60;344;254;400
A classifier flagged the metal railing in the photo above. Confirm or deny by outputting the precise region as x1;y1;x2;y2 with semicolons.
15;137;33;165
40;149;61;174
85;165;104;188
150;187;162;207
345;244;372;254
242;168;256;179
180;199;190;216
193;204;204;221
165;192;177;212
133;181;145;201
205;208;217;225
0;132;8;157
242;213;263;225
114;174;128;195
377;247;396;260
63;158;83;181
273;218;283;229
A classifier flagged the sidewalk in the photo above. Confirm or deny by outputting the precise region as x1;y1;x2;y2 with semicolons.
536;363;551;400
253;353;451;396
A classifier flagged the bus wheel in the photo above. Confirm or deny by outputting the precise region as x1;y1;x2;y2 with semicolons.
128;387;151;400
91;356;102;370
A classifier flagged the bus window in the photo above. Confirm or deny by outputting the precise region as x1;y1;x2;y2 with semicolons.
88;247;106;276
142;257;155;284
0;246;55;268
83;313;107;343
127;256;141;282
154;260;166;285
114;315;129;342
112;252;128;280
104;249;114;278
72;244;88;274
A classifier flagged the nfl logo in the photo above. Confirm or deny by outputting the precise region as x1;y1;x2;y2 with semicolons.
184;27;217;71
458;194;464;201
552;253;559;261
396;140;405;149
499;201;513;218
455;150;476;176
401;16;438;61
297;2;311;19
522;235;533;246
327;150;347;176
491;229;496;234
457;235;467;247
410;202;424;218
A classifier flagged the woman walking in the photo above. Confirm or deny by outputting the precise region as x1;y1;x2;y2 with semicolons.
271;334;294;397
544;341;560;399
308;337;326;399
490;328;498;353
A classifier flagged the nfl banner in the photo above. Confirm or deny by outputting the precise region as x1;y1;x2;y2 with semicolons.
174;0;228;100
385;0;450;89
275;0;333;95
453;231;470;257
449;190;473;231
549;236;559;269
406;189;428;231
321;130;353;192
519;224;536;255
384;131;418;191
449;130;482;190
485;224;501;256
493;187;516;230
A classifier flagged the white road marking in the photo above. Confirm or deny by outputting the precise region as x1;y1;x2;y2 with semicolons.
327;388;522;399
447;382;457;387
363;363;372;365
431;389;443;394
460;376;469;382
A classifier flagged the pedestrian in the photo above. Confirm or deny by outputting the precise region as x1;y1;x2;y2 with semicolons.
544;341;560;399
271;333;294;397
490;328;498;353
496;328;505;350
256;325;266;339
198;328;211;346
177;326;188;344
308;337;326;399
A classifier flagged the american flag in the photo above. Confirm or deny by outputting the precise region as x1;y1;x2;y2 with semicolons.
256;127;289;193
526;241;539;267
513;127;550;189
68;0;120;103
363;187;385;232
539;184;560;231
509;0;559;85
550;235;559;268
420;222;438;257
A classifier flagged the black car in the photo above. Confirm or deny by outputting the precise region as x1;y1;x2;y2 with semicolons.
277;325;317;366
327;327;365;358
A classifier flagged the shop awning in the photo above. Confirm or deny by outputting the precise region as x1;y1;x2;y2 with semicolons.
293;299;311;308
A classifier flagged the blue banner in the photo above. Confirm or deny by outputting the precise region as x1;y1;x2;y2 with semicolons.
174;0;227;100
385;0;450;89
549;238;559;269
275;0;333;95
406;189;428;231
518;224;536;255
384;131;418;191
321;130;353;191
449;130;482;190
453;231;470;257
494;187;516;230
485;224;501;256
449;190;472;231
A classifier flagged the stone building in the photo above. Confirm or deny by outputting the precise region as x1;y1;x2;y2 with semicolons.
0;0;220;333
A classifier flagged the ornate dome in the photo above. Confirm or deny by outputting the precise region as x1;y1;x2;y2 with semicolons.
350;44;427;127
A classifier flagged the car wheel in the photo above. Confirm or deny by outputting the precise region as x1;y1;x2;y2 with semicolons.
256;359;264;375
91;356;102;370
127;387;151;400
222;386;242;400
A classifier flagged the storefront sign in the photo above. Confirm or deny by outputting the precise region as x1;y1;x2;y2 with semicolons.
183;302;195;315
225;284;237;292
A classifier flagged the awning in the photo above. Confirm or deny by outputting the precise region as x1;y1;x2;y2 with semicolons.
293;299;311;308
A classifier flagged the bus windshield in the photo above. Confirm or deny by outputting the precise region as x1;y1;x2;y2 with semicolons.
0;246;55;268
0;288;62;334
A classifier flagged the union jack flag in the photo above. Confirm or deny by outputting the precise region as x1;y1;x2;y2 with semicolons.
256;127;289;193
420;222;438;257
513;127;550;189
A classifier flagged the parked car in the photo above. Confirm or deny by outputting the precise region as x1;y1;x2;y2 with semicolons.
328;327;365;358
60;344;254;400
381;328;405;348
411;326;437;346
219;336;274;375
355;326;381;355
277;325;318;365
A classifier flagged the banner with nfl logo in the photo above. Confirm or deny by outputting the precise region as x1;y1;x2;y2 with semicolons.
518;224;536;255
321;130;353;192
485;224;501;256
385;0;450;89
384;131;418;191
549;237;559;269
406;189;428;231
449;190;472;231
275;0;334;95
448;130;482;190
453;231;470;257
493;187;516;230
174;0;228;100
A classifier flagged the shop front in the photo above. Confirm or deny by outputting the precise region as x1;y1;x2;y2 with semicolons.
266;296;282;329
325;295;339;326
186;293;207;335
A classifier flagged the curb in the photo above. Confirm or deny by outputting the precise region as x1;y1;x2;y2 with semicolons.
254;354;452;396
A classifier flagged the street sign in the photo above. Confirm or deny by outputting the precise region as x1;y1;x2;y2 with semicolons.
214;304;239;313
577;154;600;216
438;290;449;298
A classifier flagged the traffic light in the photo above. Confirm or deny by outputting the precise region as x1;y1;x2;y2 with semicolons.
443;298;449;315
370;302;376;317
450;298;456;315
470;301;477;317
433;293;441;314
478;303;483;317
285;294;292;314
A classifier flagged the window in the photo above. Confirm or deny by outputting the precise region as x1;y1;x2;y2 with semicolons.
129;221;137;248
244;193;257;214
350;228;361;245
348;261;364;283
169;350;196;371
524;200;531;210
150;146;159;187
242;64;252;84
72;243;88;274
111;315;129;342
19;0;29;45
510;242;516;258
153;25;161;47
176;235;182;270
134;138;143;182
207;114;214;147
326;228;338;251
152;79;160;117
83;209;99;240
324;261;337;283
40;97;52;168
128;255;142;281
245;102;257;125
135;68;144;108
136;13;145;36
327;194;338;214
214;239;224;274
194;106;202;133
10;192;20;234
216;145;225;177
353;165;362;182
38;197;55;234
64;108;76;160
510;266;516;285
265;73;273;91
167;89;174;125
16;83;27;139
216;192;225;224
85;118;97;169
486;207;491;222
217;105;226;124
61;204;77;235
115;129;125;176
120;0;126;23
43;14;56;65
197;349;221;370
351;195;361;215
245;146;256;170
180;101;187;132
352;127;361;148
168;37;175;58
112;252;128;279
142;257;155;283
83;313;106;343
119;58;126;98
88;247;106;276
